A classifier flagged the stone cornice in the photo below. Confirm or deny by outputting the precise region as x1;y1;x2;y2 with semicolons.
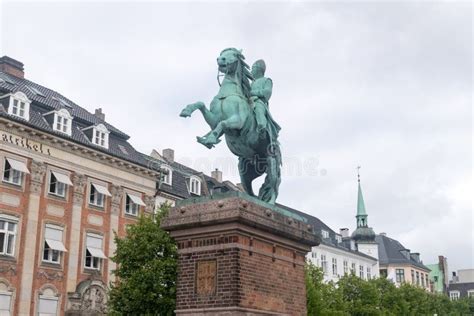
0;118;160;179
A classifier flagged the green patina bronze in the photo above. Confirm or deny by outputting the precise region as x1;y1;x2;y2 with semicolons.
180;48;282;204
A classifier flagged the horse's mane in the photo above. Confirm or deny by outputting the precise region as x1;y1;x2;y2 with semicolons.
222;48;253;100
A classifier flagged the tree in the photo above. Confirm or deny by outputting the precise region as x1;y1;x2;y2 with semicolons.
108;205;177;315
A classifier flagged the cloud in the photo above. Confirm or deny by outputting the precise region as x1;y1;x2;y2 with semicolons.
1;1;471;271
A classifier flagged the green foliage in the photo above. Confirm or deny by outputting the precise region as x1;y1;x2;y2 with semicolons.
305;263;474;316
108;205;177;315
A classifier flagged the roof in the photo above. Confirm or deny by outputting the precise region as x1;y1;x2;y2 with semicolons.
357;181;367;216
448;282;474;297
0;70;150;167
142;153;240;200
279;204;377;261
375;234;430;271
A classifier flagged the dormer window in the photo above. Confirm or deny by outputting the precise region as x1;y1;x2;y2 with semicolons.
92;124;109;148
53;109;73;135
189;176;201;195
8;91;30;120
161;166;172;185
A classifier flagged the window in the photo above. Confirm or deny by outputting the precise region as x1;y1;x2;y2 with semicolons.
396;269;405;283
426;275;429;288
42;225;67;264
321;230;329;239
449;291;460;301
411;270;415;284
421;273;425;287
468;290;474;298
48;171;72;197
331;258;337;276
92;124;109;148
367;267;371;279
380;269;388;278
189;177;201;195
359;265;364;279
343;260;348;275
8;92;30;120
416;271;420;285
3;158;29;185
84;233;106;270
161;166;172;185
351;262;356;275
53;109;72;135
38;296;58;316
434;276;438;282
311;251;317;259
321;254;327;274
89;183;111;208
0;217;17;256
125;193;145;216
0;292;11;315
335;235;342;243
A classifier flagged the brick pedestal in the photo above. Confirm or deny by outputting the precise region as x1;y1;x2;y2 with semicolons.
161;192;320;316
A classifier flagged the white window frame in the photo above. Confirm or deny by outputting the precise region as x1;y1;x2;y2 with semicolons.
367;267;371;280
92;124;109;149
321;230;329;239
89;182;110;208
467;290;474;298
84;232;106;270
0;215;17;257
0;291;12;315
52;109;72;136
335;235;342;243
48;171;70;198
359;265;364;279
161;166;172;185
2;157;29;186
320;254;327;274
124;192;145;216
8;92;30;121
449;291;460;301
343;260;348;275
351;262;356;274
189;176;201;195
42;224;66;265
332;258;337;276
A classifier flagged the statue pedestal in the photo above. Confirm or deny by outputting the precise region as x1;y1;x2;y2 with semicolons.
161;192;320;316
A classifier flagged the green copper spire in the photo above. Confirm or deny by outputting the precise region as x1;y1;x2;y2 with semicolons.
351;166;376;242
356;166;368;227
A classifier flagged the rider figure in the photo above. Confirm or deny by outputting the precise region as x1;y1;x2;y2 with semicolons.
250;60;281;147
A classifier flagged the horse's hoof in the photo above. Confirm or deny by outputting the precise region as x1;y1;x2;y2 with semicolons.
180;110;191;117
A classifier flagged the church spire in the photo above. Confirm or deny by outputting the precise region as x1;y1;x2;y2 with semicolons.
356;166;368;227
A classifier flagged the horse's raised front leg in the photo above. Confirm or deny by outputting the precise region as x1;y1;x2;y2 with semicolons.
180;101;219;129
197;114;244;148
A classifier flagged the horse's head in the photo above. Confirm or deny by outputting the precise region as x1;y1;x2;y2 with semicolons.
217;48;242;74
217;48;253;98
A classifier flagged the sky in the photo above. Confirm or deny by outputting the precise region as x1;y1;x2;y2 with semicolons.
1;1;472;273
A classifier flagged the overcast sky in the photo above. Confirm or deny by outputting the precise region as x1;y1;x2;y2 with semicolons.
1;1;472;273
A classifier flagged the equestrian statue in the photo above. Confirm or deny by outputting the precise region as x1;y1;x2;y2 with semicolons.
180;48;282;204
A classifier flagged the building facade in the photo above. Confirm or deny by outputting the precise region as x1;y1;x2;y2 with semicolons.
306;175;379;282
0;56;159;315
426;255;449;294
376;233;431;290
448;269;474;300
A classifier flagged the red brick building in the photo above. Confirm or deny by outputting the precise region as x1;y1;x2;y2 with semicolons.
0;56;159;315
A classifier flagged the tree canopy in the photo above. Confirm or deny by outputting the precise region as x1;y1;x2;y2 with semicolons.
108;205;177;315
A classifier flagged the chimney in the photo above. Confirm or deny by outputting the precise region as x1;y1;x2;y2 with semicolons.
0;56;24;78
339;228;349;238
162;148;174;162
211;168;223;182
94;108;105;121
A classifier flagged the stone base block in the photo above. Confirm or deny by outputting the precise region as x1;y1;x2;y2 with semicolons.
161;192;320;316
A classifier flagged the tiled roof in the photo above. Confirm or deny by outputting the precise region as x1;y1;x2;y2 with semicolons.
0;71;150;167
376;234;430;271
277;204;377;261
